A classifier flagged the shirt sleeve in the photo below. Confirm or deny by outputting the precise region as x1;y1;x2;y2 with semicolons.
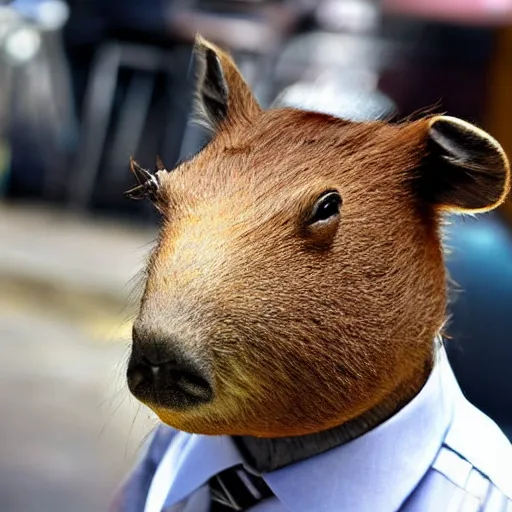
109;425;177;512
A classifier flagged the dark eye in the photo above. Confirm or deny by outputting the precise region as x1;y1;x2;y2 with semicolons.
309;191;342;224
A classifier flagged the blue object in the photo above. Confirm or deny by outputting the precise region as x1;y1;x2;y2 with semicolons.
111;344;512;511
445;212;512;437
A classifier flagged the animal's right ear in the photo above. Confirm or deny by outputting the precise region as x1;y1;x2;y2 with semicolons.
193;35;261;133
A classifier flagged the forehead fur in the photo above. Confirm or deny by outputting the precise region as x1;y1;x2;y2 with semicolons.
159;109;428;209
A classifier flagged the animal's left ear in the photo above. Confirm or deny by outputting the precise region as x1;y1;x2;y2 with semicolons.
417;115;510;213
193;35;261;133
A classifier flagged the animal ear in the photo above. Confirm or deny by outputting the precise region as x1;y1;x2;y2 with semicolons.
192;35;261;133
418;115;510;213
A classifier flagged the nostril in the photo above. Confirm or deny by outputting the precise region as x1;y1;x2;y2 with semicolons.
126;366;145;390
178;369;210;389
126;362;153;402
174;368;213;400
126;344;213;408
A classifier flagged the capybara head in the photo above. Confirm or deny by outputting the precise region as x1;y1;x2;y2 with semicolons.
126;36;510;438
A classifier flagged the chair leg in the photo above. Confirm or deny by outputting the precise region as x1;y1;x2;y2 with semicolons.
104;70;156;191
41;30;79;202
252;50;282;108
160;45;195;167
67;42;122;210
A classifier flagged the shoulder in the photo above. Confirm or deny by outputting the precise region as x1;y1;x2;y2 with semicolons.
403;403;512;512
440;395;512;499
403;458;512;511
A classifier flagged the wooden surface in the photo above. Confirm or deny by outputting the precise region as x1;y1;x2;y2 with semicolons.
485;26;512;224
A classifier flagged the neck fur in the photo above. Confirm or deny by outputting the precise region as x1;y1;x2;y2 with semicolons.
233;352;434;473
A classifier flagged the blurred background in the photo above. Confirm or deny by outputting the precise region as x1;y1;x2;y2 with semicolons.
1;0;512;510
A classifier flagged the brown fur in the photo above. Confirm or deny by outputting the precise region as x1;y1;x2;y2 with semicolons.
130;38;510;438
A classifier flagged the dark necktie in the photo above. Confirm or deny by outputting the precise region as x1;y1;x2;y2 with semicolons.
208;464;275;511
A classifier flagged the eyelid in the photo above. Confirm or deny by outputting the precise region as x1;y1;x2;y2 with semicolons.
291;186;341;235
313;190;340;207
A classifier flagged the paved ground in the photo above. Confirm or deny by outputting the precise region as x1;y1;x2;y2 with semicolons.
0;202;159;512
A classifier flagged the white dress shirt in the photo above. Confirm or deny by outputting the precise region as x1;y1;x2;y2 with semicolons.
111;345;512;511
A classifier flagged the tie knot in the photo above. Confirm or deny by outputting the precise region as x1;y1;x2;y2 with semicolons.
209;464;275;511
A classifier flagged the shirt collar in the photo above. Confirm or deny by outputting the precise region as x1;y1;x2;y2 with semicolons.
154;345;456;512
146;433;243;511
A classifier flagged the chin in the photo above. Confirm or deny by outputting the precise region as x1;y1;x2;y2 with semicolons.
151;403;236;435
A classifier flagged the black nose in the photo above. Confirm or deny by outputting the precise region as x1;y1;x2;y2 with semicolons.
127;334;213;410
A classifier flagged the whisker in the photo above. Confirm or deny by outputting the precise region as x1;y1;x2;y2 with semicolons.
125;403;142;459
99;393;128;439
97;386;124;410
136;424;158;454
